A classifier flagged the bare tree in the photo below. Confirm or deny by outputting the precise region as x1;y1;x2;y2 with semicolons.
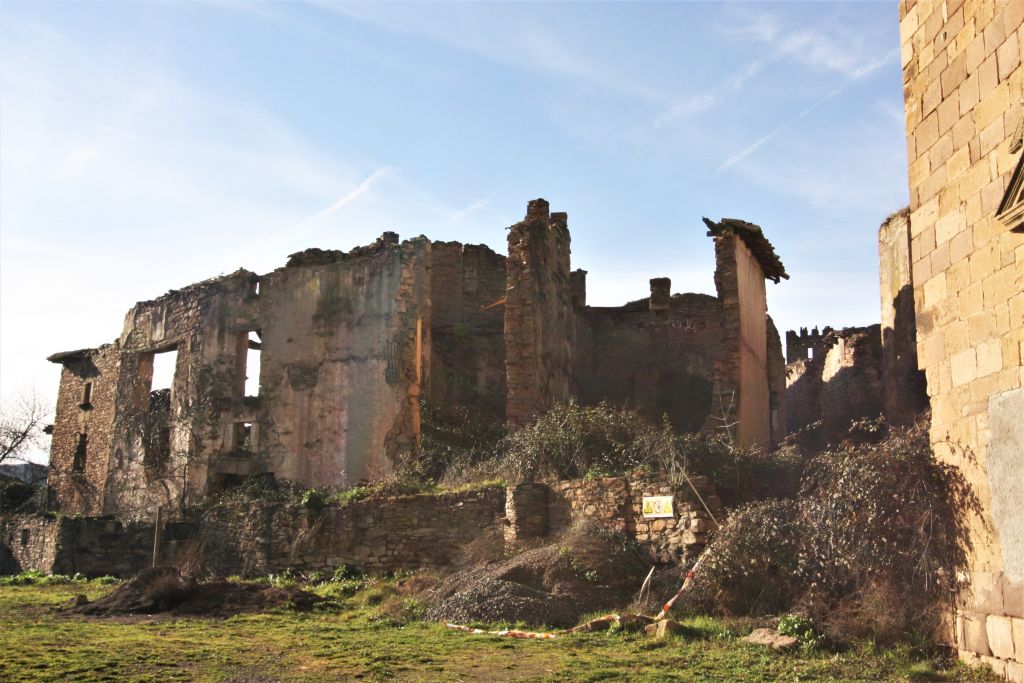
0;390;51;467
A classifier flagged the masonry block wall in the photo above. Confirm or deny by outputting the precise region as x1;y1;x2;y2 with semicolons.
0;515;154;577
47;345;121;515
505;199;573;426
48;240;432;520
3;476;726;578
900;0;1024;675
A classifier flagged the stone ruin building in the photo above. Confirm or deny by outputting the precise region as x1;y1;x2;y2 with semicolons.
783;208;929;439
44;199;789;520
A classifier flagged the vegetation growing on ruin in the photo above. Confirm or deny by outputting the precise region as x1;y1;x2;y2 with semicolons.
684;416;977;646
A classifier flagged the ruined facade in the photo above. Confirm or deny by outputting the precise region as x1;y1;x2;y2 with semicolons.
784;325;886;437
47;200;788;519
899;0;1024;675
784;210;929;440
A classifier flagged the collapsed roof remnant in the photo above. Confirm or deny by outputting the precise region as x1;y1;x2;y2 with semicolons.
702;217;789;283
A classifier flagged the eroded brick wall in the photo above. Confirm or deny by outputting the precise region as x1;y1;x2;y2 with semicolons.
575;291;720;434
505;199;573;426
708;232;771;447
427;241;507;420
900;0;1024;674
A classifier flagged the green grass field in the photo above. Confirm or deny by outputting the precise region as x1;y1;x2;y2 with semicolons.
0;578;1001;682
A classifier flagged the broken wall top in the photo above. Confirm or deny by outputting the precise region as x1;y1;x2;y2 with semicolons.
703;217;789;283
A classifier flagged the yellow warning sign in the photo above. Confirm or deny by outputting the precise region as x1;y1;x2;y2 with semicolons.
641;495;674;519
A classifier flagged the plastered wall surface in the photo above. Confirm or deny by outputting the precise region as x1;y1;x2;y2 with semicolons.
733;238;770;448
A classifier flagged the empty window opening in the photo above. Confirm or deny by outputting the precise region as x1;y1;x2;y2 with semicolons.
151;347;178;393
20;529;29;546
80;382;93;407
806;347;813;359
237;330;262;396
234;422;253;453
73;433;88;473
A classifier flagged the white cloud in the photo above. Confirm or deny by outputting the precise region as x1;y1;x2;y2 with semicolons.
717;49;898;174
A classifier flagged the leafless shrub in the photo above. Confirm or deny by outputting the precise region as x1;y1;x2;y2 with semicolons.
684;415;978;646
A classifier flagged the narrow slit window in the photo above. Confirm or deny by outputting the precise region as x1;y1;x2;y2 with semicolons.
245;331;261;396
807;347;813;359
73;433;88;473
80;382;93;407
20;529;29;546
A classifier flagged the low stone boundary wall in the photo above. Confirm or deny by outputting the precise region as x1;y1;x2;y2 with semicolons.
193;486;507;576
1;514;154;577
506;476;722;563
3;476;724;577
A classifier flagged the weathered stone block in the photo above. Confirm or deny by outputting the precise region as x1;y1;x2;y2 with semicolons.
988;614;1016;660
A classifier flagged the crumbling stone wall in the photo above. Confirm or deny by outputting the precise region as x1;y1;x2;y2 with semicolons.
47;200;790;520
427;241;507;420
819;325;884;434
194;487;506;576
704;218;788;447
0;515;59;575
575;288;720;434
900;0;1024;673
785;327;833;364
0;514;153;577
48;238;432;519
105;271;257;519
542;476;723;564
505;199;573;426
878;209;929;424
255;237;430;488
47;346;121;515
784;325;885;437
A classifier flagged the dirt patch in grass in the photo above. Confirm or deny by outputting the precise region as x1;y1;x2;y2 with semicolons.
65;567;331;618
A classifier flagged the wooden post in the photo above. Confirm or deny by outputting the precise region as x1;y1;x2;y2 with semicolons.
152;505;163;568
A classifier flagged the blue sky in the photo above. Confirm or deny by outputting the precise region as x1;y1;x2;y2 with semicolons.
0;1;908;439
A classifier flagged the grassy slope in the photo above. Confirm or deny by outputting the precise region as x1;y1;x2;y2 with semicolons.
0;582;1001;683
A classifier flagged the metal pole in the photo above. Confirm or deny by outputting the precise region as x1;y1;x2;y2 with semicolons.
152;505;163;568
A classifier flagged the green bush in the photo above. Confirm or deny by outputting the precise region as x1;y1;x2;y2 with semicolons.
301;489;326;512
497;400;674;481
0;479;38;513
